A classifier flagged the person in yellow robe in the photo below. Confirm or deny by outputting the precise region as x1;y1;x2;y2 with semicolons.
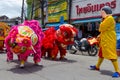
90;6;120;78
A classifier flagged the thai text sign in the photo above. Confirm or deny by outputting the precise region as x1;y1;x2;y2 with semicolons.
71;0;120;19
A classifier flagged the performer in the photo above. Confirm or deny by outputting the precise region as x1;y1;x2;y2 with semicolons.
0;22;10;51
5;20;44;68
41;24;77;60
90;6;120;77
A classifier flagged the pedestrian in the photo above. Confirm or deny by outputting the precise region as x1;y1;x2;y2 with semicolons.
77;26;83;40
90;6;120;78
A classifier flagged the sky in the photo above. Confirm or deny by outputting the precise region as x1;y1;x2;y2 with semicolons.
0;0;27;18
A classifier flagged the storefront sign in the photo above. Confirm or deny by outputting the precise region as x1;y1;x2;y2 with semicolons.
71;0;120;19
48;0;68;22
76;0;116;15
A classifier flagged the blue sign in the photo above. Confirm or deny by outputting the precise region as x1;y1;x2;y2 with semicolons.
116;23;120;49
60;16;64;24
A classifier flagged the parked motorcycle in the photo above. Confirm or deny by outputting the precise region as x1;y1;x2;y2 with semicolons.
69;36;98;56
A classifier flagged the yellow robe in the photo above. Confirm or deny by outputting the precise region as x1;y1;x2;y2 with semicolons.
99;15;117;59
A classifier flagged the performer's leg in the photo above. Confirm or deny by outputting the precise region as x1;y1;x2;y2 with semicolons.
41;47;46;58
90;47;103;70
51;45;58;60
48;49;52;58
7;51;13;62
96;57;104;68
34;52;41;65
59;48;67;60
111;59;120;77
20;60;25;68
90;57;104;70
19;53;29;68
111;59;120;72
17;55;20;61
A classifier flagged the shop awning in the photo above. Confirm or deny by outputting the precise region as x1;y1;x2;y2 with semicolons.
72;18;101;24
72;16;118;24
46;23;61;27
46;22;68;27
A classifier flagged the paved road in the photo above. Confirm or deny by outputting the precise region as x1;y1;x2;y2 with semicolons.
0;51;120;80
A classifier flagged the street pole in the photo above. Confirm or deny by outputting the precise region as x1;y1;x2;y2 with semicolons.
21;0;24;23
41;0;45;28
31;0;35;19
68;0;72;24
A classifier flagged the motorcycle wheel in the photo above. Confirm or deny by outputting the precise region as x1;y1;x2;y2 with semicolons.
88;45;98;56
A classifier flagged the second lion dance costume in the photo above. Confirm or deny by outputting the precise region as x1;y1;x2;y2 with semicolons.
5;20;44;68
41;24;77;60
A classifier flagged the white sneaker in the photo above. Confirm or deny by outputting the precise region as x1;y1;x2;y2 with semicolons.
20;64;24;68
34;62;42;66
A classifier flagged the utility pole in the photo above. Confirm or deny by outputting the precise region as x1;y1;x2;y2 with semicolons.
68;0;72;24
21;0;24;23
41;0;45;28
31;0;35;19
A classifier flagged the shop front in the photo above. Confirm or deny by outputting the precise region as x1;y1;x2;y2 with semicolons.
71;0;120;37
116;16;120;56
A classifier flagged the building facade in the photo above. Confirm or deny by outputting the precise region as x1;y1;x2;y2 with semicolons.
26;0;120;34
71;0;120;37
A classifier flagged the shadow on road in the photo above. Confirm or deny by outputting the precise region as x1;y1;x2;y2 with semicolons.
7;60;44;74
42;57;77;63
68;50;98;57
59;59;77;63
100;70;113;76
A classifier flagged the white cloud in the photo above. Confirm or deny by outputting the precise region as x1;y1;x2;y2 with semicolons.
0;0;27;18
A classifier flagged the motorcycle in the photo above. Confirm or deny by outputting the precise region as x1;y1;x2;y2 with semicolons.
69;36;98;56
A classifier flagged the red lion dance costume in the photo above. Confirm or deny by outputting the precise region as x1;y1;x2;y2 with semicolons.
5;20;44;68
42;24;77;60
